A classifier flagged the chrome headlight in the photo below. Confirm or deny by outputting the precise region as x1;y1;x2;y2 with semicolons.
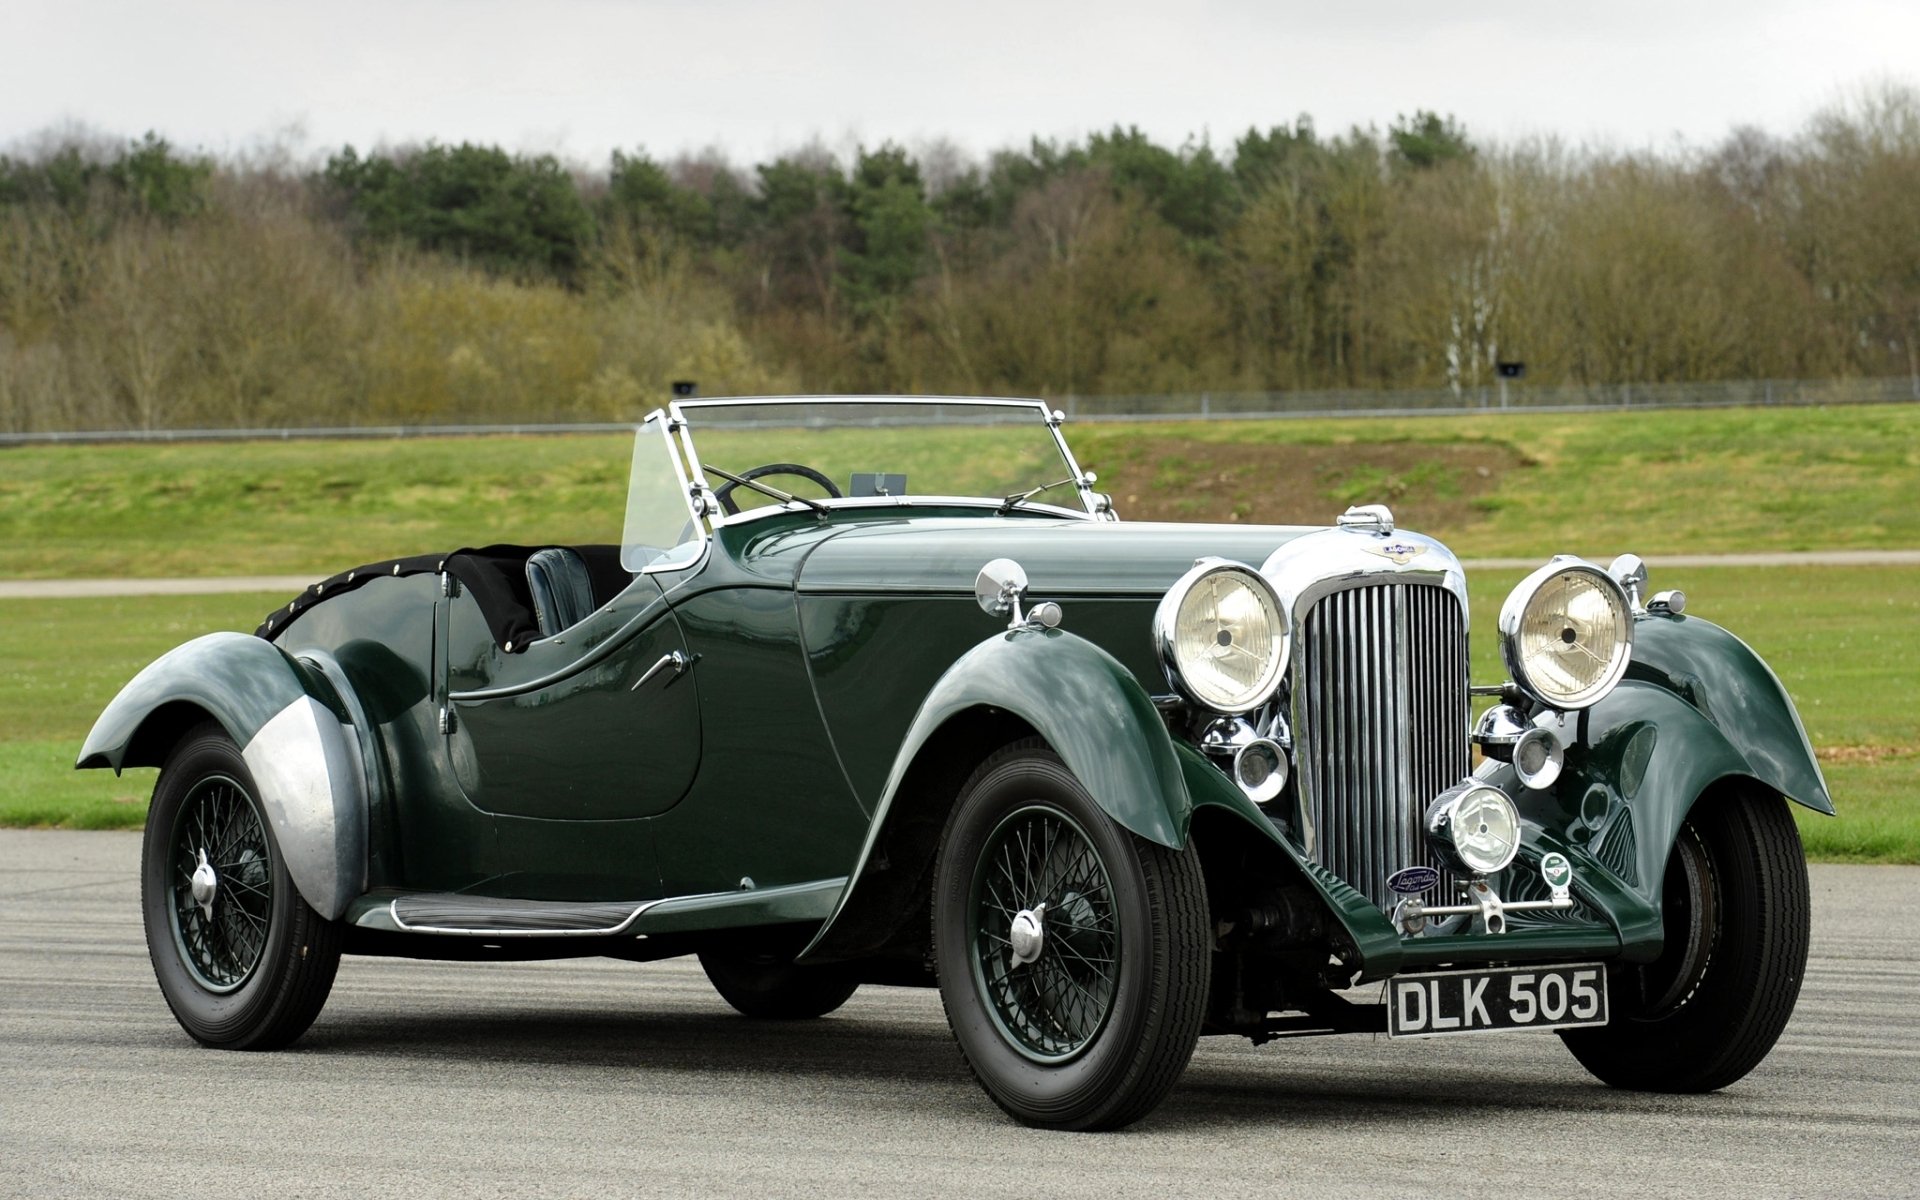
1426;782;1521;876
1498;559;1633;710
1154;561;1288;713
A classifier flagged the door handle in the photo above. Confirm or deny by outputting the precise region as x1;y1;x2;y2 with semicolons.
630;650;692;691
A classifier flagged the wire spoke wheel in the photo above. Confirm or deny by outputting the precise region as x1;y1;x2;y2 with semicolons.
141;722;344;1050
934;741;1209;1130
168;775;274;993
969;804;1120;1062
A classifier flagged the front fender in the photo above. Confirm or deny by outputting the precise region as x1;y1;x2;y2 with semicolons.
76;632;367;920
882;624;1190;847
800;625;1189;962
1625;612;1832;814
1178;742;1406;979
1483;675;1791;962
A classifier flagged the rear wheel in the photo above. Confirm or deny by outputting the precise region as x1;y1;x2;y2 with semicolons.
699;949;860;1019
141;723;343;1049
1560;788;1810;1091
933;740;1208;1131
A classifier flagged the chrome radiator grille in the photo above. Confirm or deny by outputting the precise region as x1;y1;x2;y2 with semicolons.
1292;581;1470;910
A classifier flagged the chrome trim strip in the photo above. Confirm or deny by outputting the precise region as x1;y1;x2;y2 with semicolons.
387;897;657;938
448;598;679;702
711;495;1094;530
675;394;1053;412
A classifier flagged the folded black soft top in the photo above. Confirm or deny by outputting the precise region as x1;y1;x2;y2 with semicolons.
255;544;630;653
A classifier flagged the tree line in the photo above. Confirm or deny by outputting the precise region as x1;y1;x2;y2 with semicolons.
2;87;1916;431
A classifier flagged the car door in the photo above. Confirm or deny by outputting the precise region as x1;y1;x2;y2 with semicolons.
443;571;700;822
435;568;701;898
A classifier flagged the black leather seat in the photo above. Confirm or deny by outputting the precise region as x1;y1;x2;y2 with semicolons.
525;547;596;638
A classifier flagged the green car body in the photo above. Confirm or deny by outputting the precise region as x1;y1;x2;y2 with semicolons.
79;396;1829;1127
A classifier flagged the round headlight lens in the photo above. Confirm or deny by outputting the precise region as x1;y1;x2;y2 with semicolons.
1427;783;1522;876
1499;561;1633;709
1154;562;1287;713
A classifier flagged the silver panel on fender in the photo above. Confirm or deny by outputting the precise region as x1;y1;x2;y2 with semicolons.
240;695;367;920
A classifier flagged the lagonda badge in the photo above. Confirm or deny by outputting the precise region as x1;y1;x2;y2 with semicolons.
1387;866;1440;896
1367;541;1427;565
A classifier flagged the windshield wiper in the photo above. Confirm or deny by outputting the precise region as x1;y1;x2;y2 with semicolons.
998;475;1084;514
704;465;829;516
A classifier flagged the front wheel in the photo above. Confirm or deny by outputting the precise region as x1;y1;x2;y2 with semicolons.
141;723;343;1049
1560;788;1810;1091
933;740;1209;1130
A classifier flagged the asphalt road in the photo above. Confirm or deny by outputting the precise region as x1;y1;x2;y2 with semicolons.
2;832;1915;1199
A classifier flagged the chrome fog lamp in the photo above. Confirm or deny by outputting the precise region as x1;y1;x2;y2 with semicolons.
1511;725;1564;791
1498;559;1633;710
1154;560;1288;713
1426;782;1522;876
1232;739;1288;804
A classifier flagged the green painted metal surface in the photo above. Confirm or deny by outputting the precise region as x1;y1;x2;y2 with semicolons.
1624;611;1833;814
648;571;871;897
77;631;315;770
801;624;1195;961
794;517;1312;596
897;625;1189;846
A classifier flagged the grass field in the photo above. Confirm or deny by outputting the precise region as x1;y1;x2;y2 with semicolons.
6;565;1914;861
3;403;1918;578
1;403;1913;858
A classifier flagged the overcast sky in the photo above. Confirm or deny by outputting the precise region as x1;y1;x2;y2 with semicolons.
8;0;1918;168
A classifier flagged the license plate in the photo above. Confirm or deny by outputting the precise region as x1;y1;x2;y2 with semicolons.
1386;963;1609;1038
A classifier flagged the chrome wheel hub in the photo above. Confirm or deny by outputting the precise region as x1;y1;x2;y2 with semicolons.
189;847;218;919
1008;902;1048;966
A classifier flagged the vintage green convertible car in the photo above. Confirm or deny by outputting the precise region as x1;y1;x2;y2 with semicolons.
79;396;1828;1130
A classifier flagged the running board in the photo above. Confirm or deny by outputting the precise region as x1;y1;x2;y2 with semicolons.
345;877;848;939
390;895;648;937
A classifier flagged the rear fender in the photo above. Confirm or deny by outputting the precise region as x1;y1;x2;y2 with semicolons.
800;625;1189;961
76;632;367;920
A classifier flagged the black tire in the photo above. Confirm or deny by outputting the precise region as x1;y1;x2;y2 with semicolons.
699;949;860;1019
141;722;343;1050
1561;788;1810;1092
932;740;1208;1131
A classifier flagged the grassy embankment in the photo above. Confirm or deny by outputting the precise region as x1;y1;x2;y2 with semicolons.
2;403;1914;859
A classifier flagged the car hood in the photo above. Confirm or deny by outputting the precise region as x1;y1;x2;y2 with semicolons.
791;517;1324;598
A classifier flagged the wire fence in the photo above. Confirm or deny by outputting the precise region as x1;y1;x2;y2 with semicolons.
2;376;1915;445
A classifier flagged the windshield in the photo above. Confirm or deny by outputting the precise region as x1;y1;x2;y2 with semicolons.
675;398;1095;518
620;413;702;571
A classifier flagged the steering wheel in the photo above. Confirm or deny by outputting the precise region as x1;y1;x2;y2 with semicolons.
713;463;844;515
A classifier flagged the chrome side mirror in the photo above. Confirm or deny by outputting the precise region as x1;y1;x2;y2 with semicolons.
976;558;1028;618
1609;553;1648;613
975;558;1063;630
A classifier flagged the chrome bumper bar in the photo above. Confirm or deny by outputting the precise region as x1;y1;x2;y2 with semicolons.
1393;876;1573;936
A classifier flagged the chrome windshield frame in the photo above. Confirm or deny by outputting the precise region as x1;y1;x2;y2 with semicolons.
622;411;710;577
661;395;1110;532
